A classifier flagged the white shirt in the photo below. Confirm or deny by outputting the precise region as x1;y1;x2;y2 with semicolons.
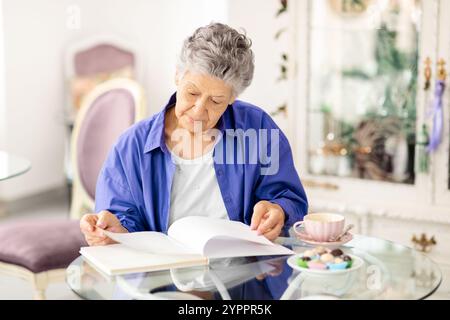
168;145;229;227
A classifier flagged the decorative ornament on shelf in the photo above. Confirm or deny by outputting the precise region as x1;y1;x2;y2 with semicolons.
353;117;404;181
277;53;288;82
302;179;339;191
411;233;437;253
276;0;288;17
270;104;287;117
427;59;447;153
423;57;432;91
328;0;373;17
272;0;289;118
309;103;356;177
415;124;429;174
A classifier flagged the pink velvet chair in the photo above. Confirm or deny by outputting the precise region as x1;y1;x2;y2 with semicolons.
0;78;146;299
70;78;146;219
64;36;142;190
64;36;141;120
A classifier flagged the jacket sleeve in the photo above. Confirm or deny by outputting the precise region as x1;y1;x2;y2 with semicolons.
94;145;147;232
253;113;309;234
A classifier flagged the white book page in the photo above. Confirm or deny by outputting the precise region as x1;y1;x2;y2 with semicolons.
167;216;279;256
80;244;207;276
103;231;199;255
203;237;294;258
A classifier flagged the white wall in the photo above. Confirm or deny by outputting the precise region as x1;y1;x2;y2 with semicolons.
0;0;5;150
0;0;228;201
0;0;68;201
228;0;290;133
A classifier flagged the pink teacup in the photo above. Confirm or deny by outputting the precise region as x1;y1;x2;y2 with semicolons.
293;213;345;242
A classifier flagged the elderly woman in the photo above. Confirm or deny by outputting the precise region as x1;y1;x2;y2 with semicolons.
80;23;308;248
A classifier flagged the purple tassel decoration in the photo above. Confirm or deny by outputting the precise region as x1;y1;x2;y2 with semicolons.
427;80;445;152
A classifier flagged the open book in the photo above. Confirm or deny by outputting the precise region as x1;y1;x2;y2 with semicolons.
79;216;294;276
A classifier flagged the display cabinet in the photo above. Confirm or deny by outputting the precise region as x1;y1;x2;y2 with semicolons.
288;0;450;298
289;0;450;222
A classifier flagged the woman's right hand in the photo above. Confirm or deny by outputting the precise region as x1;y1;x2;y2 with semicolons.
80;210;129;246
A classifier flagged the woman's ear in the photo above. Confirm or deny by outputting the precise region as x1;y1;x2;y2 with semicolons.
175;69;185;86
175;71;180;86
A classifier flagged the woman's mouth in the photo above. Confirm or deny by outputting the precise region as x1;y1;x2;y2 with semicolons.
187;116;204;124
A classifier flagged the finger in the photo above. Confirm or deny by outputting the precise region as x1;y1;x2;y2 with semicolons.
86;231;108;240
89;240;106;246
80;214;98;233
93;239;112;246
84;224;107;238
82;229;102;241
251;202;268;230
262;222;283;241
268;269;283;277
105;225;126;233
86;236;110;246
93;227;107;237
85;234;107;244
256;274;266;281
96;211;114;229
94;237;117;246
257;212;279;235
87;231;119;245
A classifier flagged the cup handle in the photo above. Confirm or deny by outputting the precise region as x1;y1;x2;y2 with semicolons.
293;221;304;235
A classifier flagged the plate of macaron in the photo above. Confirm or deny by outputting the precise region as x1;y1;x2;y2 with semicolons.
287;246;364;274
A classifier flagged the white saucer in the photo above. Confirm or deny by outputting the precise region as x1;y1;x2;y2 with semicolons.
287;253;364;275
294;230;353;247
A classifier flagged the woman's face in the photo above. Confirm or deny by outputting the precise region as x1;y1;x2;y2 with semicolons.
174;70;235;133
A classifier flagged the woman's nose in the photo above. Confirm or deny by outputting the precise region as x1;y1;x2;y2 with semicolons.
192;98;207;116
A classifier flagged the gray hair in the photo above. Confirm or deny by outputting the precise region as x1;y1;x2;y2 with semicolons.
177;22;255;97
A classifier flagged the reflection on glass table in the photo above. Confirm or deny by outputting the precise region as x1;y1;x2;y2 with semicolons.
0;150;31;181
66;234;441;300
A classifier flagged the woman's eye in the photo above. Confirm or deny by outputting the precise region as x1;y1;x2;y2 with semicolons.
189;92;199;96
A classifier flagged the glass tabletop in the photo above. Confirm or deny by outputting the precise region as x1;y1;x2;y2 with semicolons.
66;234;442;300
0;151;31;181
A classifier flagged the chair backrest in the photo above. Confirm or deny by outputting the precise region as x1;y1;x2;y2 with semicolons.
65;35;142;121
73;43;135;76
71;78;146;201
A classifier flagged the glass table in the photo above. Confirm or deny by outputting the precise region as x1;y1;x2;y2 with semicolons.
0;150;31;181
66;234;442;300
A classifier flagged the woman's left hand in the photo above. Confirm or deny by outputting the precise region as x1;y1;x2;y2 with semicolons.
250;200;285;241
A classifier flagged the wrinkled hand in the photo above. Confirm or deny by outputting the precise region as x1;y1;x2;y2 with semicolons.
80;210;128;246
256;259;285;281
250;200;285;241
